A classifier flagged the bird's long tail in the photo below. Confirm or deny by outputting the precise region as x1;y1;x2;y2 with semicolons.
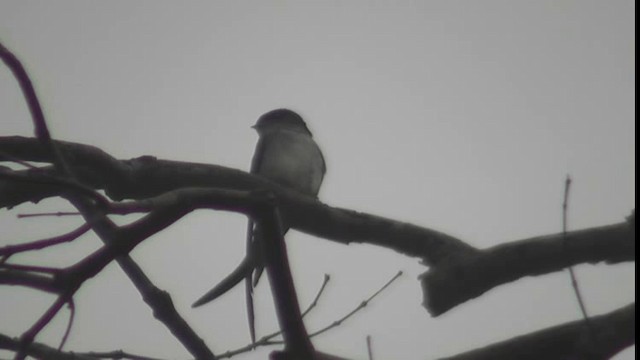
191;254;254;308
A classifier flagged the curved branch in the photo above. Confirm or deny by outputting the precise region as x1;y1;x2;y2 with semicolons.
0;136;477;264
1;137;634;319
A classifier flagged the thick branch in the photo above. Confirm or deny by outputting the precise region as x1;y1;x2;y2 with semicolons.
2;137;634;320
439;303;635;360
0;136;477;265
421;220;634;315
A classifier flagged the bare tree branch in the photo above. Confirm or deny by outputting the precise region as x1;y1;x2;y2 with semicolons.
421;219;634;315
0;223;91;258
2;136;634;319
438;303;635;360
0;136;477;265
0;41;217;360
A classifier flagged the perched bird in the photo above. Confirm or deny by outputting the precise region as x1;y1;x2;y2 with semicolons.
192;109;326;343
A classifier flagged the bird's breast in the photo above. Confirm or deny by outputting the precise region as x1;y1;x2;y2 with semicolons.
256;131;325;196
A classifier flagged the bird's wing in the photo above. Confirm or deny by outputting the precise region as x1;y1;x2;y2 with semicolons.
250;135;267;173
316;141;327;197
318;140;327;178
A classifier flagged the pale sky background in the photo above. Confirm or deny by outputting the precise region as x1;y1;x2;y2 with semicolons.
0;1;635;360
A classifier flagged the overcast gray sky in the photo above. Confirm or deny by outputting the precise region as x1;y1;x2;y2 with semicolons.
0;1;635;359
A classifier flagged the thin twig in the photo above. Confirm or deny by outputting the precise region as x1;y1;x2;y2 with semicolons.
366;335;373;360
307;270;403;338
561;175;596;357
301;274;331;318
562;176;590;320
57;299;75;351
261;273;331;341
17;294;70;359
18;211;81;218
0;333;96;360
78;350;166;360
0;223;91;257
216;274;332;359
220;269;395;359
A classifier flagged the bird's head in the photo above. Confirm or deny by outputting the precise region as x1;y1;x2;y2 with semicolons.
253;109;312;136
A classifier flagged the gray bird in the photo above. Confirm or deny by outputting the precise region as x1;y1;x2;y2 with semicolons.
193;109;326;344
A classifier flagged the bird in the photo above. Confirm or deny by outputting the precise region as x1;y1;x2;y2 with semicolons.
192;108;326;344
